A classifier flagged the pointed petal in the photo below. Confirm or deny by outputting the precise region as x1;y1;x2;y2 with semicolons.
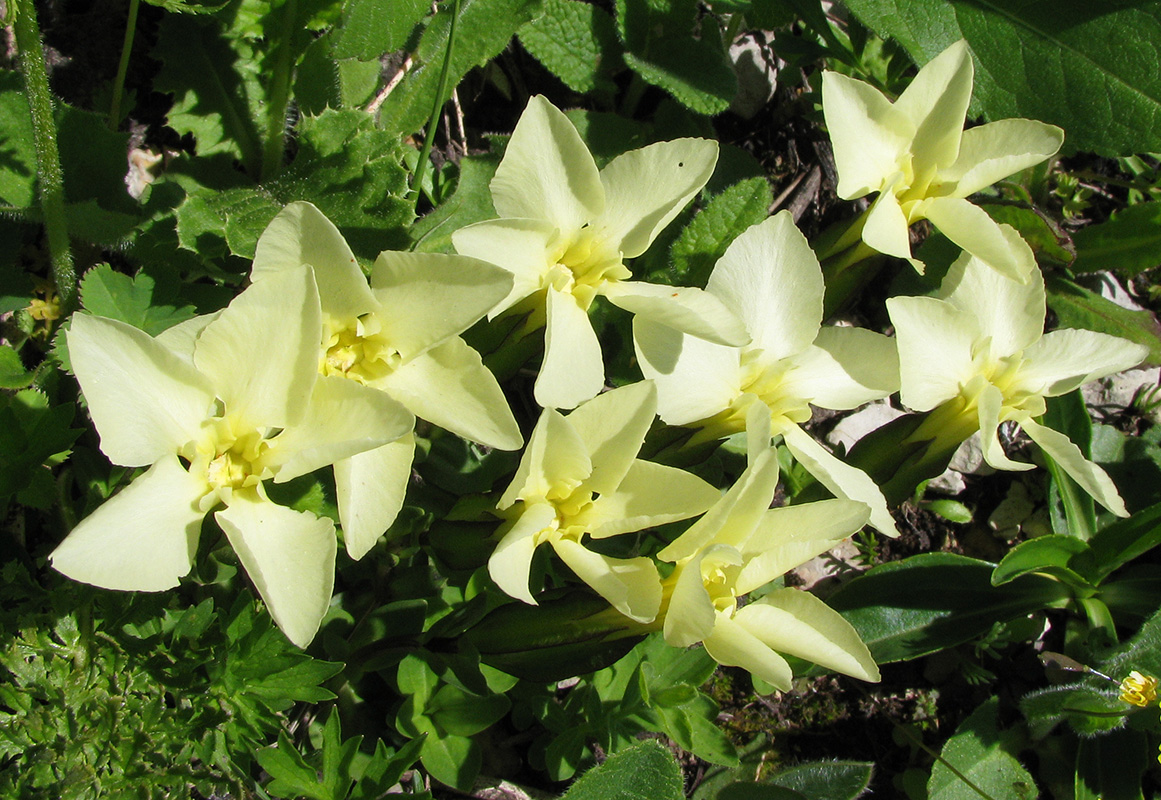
736;589;880;682
267;376;414;483
216;494;336;648
1017;329;1148;397
603;281;749;346
862;190;915;262
703;615;793;691
940;232;1044;355
69;314;214;467
896;39;972;171
251;201;377;321
535;287;604;410
887;295;977;412
579;459;719;538
660;448;780;562
977;382;1034;471
633;318;741;426
50;455;205;591
155;312;219;366
489;502;557;605
746;397;772;467
370;251;514;360
490;95;604;231
498;407;591;510
194;265;321;429
783;425;898;536
736;499;869;594
785;327;899;410
940;119;1064;197
1021;417;1129;517
597;138;718;257
334;435;416;560
821;70;909;200
451;218;558;314
707;213;823;359
552;537;661;623
377;338;521;450
664;546;742;647
924;197;1034;282
565;381;655;496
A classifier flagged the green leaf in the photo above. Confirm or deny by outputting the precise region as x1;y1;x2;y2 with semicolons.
428;685;510;737
332;0;431;60
563;741;685;800
519;0;623;95
0;390;80;500
412;153;501;252
142;0;231;13
927;697;1036;800
79;264;197;335
1020;682;1126;738
259;731;331;800
1045;274;1161;365
667;176;774;287
349;737;425;800
379;0;543;137
718;783;804;800
1072;201;1161;278
1088;500;1161;582
842;0;1161;157
0;346;33;390
827;553;1072;663
768;761;874;800
0;70;37;209
991;535;1096;590
1075;728;1148;800
420;730;480;792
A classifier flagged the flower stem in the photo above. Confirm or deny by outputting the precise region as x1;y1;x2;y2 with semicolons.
260;0;298;182
13;0;75;313
108;0;140;129
411;0;462;209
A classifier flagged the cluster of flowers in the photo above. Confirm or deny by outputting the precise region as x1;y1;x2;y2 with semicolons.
51;41;1146;690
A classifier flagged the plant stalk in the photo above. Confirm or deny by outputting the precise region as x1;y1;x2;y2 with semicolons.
260;0;298;182
411;0;462;209
13;0;76;313
108;0;140;129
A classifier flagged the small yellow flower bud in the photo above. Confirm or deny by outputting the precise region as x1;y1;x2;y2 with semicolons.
1118;670;1157;707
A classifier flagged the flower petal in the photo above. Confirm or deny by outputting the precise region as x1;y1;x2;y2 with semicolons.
703;615;793;691
535;287;605;410
334;434;416;560
579;459;720;538
194;265;321;429
498;407;591;510
155;312;219;366
251;201;378;321
565;381;655;496
664;545;742;647
735;589;880;682
785;327;900;410
451;218;558;315
50;455;206;591
821;70;909;200
923;196;1034;282
1021;417;1129;517
782;425;898;536
266;375;414;483
707;212;823;359
1016;329;1148;398
489;502;557;605
370;251;514;360
551;537;662;623
633;318;741;426
69;314;214;467
377;337;522;450
887;294;978;412
216;493;336;648
602;281;749;346
894;40;972;172
976;382;1034;471
939;233;1043;356
940;119;1064;198
596;138;718;258
862;189;915;263
490;95;604;232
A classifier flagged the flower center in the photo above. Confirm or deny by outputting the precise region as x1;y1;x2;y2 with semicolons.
321;317;402;384
186;416;274;511
702;559;741;615
547;229;632;310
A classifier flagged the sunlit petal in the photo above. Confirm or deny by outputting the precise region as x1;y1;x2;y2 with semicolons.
633;318;741;426
580;459;719;538
703;615;793;692
603;281;749;346
1021;418;1129;517
924;197;1033;282
821;70;909;200
535;287;604;410
785;327;900;410
552;537;662;623
976;383;1034;471
862;190;914;263
451;218;559;314
895;39;972;171
941;119;1064;197
664;545;741;648
1017;329;1148;397
488;502;557;605
887;295;978;412
334;435;416;560
565;381;655;496
498;407;591;510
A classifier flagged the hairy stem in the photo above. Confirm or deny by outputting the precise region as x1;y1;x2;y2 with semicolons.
108;0;140;129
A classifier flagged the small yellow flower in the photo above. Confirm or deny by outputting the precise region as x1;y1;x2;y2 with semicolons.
1119;671;1158;707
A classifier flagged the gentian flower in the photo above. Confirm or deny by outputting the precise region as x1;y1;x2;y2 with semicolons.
491;381;720;622
51;266;411;646
822;40;1064;280
658;447;879;691
634;212;900;535
250;202;523;559
888;226;1148;515
453;95;748;409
